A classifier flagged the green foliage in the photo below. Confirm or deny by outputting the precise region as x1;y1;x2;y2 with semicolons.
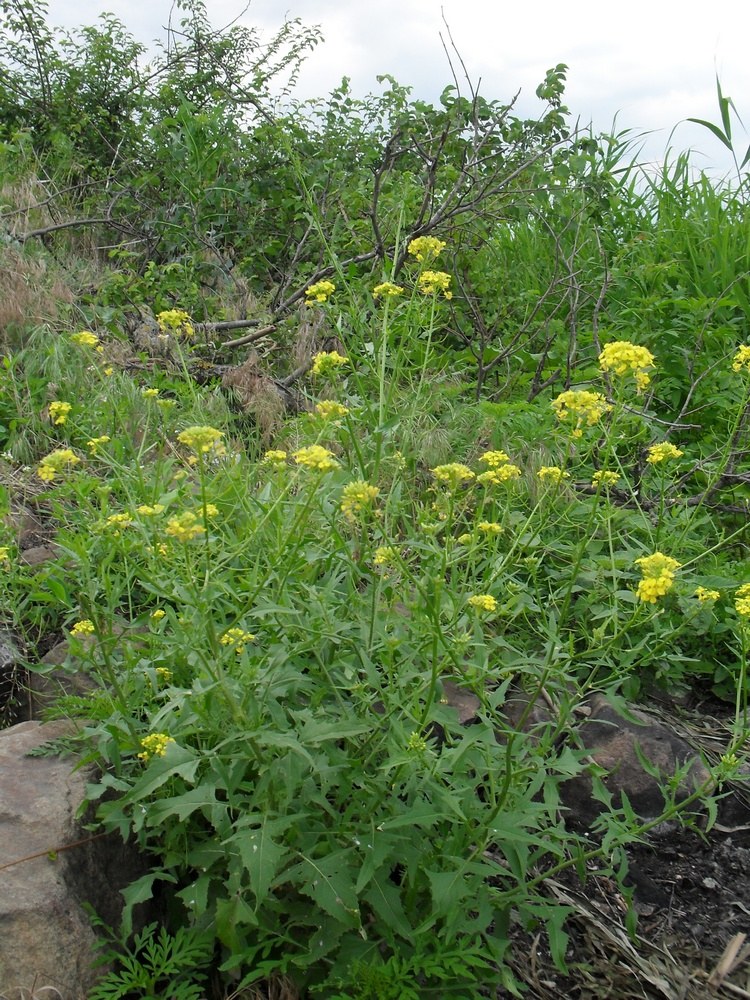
88;920;213;1000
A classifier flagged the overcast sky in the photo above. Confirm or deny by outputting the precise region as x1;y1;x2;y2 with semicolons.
46;0;750;179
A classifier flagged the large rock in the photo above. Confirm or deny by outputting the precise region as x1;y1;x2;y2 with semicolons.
0;720;146;999
560;693;712;828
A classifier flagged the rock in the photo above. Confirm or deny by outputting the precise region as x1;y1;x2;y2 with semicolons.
0;720;148;999
561;693;712;828
19;544;58;566
25;641;98;720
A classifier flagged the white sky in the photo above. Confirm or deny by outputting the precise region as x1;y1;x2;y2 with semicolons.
46;0;750;178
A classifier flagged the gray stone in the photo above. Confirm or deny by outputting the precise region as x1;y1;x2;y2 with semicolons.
0;720;147;999
560;693;712;828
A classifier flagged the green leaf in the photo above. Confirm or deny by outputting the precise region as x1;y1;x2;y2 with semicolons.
289;850;361;929
362;874;412;938
231;819;290;908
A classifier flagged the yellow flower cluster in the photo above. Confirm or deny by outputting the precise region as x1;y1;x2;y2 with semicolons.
477;521;502;535
694;586;720;603
408;236;447;261
373;282;404;298
70;619;95;636
70;331;101;348
311;351;348;377
314;401;349;420
468;594;497;613
137;733;174;762
150;608;166;621
177;426;226;457
406;731;429;753
537;466;570;483
592;470;620;488
155;666;172;682
157;309;194;339
37;448;80;482
262;450;288;466
479;450;511;467
142;387;159;399
165;511;205;542
635;552;681;603
736;584;750;618
293;445;340;472
49;401;72;425
86;436;110;454
551;389;611;436
417;270;452;299
341;480;379;521
373;545;398;567
105;512;133;535
305;280;336;303
0;546;9;564
599;341;656;392
647;442;683;464
220;627;256;654
477;465;521;485
731;345;750;373
432;463;475;489
136;504;165;517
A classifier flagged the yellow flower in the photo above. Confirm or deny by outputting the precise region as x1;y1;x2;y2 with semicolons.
551;390;611;434
457;533;473;545
203;503;219;518
477;465;521;485
157;309;194;339
37;448;80;482
49;401;72;425
292;445;340;472
647;442;683;464
592;470;620;488
70;619;95;636
314;400;350;421
150;609;166;621
431;463;475;489
311;351;348;377
137;732;174;761
102;366;114;376
694;587;720;603
105;512;133;534
373;545;398;567
417;270;452;299
262;449;288;465
407;236;447;262
86;435;111;454
220;627;256;654
479;450;511;467
70;331;100;348
0;546;9;564
635;552;681;603
537;466;570;484
165;511;204;542
598;341;656;392
373;282;404;298
177;426;226;457
467;594;497;613
735;583;750;618
477;521;502;535
155;666;172;682
731;345;750;373
141;387;159;399
136;504;165;516
340;480;379;521
305;280;336;303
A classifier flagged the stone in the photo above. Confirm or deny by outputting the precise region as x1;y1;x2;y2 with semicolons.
18;545;58;567
560;693;712;828
0;720;147;999
25;641;98;720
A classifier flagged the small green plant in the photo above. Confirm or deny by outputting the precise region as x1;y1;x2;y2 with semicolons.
88;921;213;1000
